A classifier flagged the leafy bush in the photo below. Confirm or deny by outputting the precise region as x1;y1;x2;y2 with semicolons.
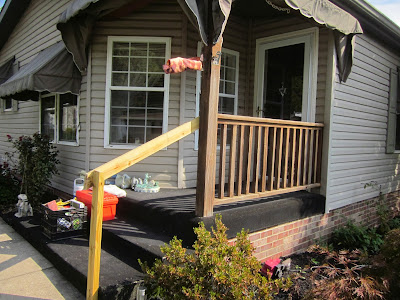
330;221;383;254
140;215;291;299
5;133;59;207
380;228;400;298
0;162;20;211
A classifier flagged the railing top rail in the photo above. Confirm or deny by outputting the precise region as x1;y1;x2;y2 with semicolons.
85;117;199;188
217;114;324;128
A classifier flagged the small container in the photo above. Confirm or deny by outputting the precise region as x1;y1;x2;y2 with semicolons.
73;178;85;196
76;190;119;221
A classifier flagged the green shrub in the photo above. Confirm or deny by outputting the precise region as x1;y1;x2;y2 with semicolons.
380;228;400;298
5;133;59;207
140;215;291;299
0;162;20;211
330;221;383;254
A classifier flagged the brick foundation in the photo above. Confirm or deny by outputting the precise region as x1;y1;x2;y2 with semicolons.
229;191;400;262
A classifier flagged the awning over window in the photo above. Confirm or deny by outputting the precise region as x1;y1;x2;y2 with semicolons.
0;42;81;101
0;56;15;84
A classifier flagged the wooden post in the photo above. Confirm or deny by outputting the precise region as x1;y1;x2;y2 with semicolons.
86;170;105;300
196;37;223;217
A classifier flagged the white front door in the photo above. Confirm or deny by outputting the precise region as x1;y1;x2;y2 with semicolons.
254;28;318;122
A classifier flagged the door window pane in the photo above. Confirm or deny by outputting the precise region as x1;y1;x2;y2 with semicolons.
263;43;304;121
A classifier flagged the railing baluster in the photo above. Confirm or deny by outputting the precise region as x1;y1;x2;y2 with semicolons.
314;129;320;184
237;125;244;196
215;114;324;205
276;127;283;190
297;129;303;187
229;125;237;197
290;128;296;188
261;126;269;192
268;127;277;191
218;124;227;199
308;129;314;185
283;128;290;189
254;126;262;193
246;126;254;194
302;129;309;186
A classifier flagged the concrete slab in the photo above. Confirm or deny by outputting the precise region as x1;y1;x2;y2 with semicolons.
0;217;84;299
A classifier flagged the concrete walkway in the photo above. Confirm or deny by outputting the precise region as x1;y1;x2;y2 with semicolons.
0;217;84;300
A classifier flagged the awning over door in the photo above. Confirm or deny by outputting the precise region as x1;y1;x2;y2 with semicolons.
0;56;15;84
58;0;362;82
179;0;362;82
0;42;81;101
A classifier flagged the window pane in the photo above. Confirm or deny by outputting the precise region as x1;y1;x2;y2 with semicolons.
147;92;163;108
226;68;235;81
59;94;78;142
225;82;235;95
396;115;400;150
4;99;12;110
111;91;129;107
224;53;236;68
148;74;164;87
128;127;145;144
148;58;164;72
148;43;165;57
129;91;146;107
219;97;234;114
112;57;129;71
129;109;146;126
112;73;128;86
147;109;163;127
113;42;129;56
130;73;146;87
110;126;127;144
131;43;147;57
41;96;56;141
146;127;162;142
111;108;127;125
130;58;147;72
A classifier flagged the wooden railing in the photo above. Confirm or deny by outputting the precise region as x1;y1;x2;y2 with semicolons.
216;114;324;206
84;117;199;300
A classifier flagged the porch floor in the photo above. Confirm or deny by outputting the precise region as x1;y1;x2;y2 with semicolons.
1;188;325;299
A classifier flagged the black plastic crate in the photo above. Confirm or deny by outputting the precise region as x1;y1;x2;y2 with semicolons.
41;204;87;240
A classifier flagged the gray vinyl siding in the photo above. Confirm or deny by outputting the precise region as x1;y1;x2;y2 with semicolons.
0;0;86;195
88;0;182;187
182;15;249;188
326;34;400;211
182;16;330;188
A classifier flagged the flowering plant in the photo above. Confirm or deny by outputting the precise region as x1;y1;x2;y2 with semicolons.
5;133;59;207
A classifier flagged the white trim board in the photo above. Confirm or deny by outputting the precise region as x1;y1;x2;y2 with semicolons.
253;28;319;122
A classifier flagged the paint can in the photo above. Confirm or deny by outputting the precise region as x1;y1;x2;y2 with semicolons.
73;178;85;196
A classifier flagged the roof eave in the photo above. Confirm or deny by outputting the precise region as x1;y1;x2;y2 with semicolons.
0;0;31;53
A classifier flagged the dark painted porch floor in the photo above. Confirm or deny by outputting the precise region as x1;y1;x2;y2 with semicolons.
1;187;325;299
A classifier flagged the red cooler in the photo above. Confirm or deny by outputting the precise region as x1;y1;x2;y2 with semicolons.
76;190;119;221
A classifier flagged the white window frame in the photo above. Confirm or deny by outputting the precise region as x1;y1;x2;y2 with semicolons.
104;36;171;149
39;93;80;146
253;28;319;122
195;43;240;150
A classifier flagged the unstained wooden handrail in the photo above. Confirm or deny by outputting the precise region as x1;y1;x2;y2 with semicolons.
84;117;199;300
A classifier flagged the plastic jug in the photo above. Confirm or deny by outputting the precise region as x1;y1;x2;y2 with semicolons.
73;178;85;196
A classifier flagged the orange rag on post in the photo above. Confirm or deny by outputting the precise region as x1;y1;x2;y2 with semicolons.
163;57;202;74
